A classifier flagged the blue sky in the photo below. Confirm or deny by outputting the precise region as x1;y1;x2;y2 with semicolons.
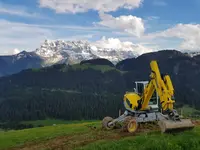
0;0;200;55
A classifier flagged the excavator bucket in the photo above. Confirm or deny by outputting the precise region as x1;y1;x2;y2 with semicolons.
158;119;195;133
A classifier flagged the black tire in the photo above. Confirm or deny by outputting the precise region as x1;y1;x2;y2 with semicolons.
102;116;114;130
122;116;138;133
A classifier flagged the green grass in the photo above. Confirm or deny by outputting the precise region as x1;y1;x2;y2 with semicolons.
71;64;119;73
1;120;200;150
31;68;41;72
21;119;98;127
32;63;127;74
177;105;200;118
77;127;200;150
0;121;99;150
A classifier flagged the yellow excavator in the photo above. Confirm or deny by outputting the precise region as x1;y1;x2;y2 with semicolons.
102;60;194;133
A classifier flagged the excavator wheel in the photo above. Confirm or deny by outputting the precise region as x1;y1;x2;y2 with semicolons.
122;116;138;133
102;116;115;130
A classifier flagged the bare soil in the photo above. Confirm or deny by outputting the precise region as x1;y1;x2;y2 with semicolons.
192;119;200;126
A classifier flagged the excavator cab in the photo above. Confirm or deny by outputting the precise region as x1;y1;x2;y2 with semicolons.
135;81;159;111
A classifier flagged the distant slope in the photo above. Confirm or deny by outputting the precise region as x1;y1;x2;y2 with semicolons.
80;58;115;67
0;51;43;77
0;63;125;122
116;50;190;72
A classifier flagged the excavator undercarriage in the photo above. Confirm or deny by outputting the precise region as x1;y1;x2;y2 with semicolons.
102;61;194;133
103;110;194;133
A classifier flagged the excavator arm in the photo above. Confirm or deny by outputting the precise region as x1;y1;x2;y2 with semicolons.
139;61;194;132
140;61;175;112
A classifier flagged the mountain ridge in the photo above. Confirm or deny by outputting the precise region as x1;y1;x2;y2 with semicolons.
0;40;200;77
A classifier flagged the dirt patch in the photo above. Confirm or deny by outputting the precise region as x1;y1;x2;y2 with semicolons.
9;134;79;150
138;122;160;132
9;123;149;150
192;119;200;126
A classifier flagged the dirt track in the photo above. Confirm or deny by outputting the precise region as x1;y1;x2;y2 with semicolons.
10;129;127;150
9;120;200;150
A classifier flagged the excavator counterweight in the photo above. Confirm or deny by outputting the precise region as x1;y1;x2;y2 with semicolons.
102;60;195;133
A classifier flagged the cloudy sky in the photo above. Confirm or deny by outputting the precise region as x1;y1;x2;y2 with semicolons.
0;0;200;55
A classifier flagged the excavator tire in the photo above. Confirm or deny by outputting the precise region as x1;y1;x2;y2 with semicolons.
158;119;194;133
122;116;138;133
102;116;115;130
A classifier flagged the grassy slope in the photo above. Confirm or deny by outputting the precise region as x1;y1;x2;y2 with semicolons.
21;119;98;127
1;120;200;150
32;63;126;75
178;105;200;117
78;128;200;150
0;121;99;150
71;64;118;73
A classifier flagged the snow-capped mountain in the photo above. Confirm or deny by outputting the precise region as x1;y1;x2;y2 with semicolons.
184;51;200;57
35;40;98;66
0;50;43;77
35;39;148;66
0;39;148;77
1;39;200;77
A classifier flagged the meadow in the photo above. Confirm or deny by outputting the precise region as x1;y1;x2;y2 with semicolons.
0;120;200;150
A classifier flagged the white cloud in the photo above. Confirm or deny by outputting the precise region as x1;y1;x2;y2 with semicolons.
146;23;200;51
0;2;46;18
152;0;167;6
0;19;54;55
13;49;21;55
0;19;99;55
92;36;153;55
97;12;145;37
0;19;110;32
145;16;160;21
0;18;154;56
0;20;52;39
56;34;94;41
39;0;143;14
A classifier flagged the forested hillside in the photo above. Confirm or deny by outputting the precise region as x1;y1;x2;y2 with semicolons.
1;50;200;123
0;62;125;122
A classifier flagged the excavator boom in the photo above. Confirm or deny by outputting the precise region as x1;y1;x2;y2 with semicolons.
139;61;175;111
143;61;194;132
149;61;175;111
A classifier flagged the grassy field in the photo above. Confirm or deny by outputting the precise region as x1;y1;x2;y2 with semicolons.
77;128;200;150
21;119;98;127
177;105;200;118
0;120;200;150
0;121;99;150
71;64;118;73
